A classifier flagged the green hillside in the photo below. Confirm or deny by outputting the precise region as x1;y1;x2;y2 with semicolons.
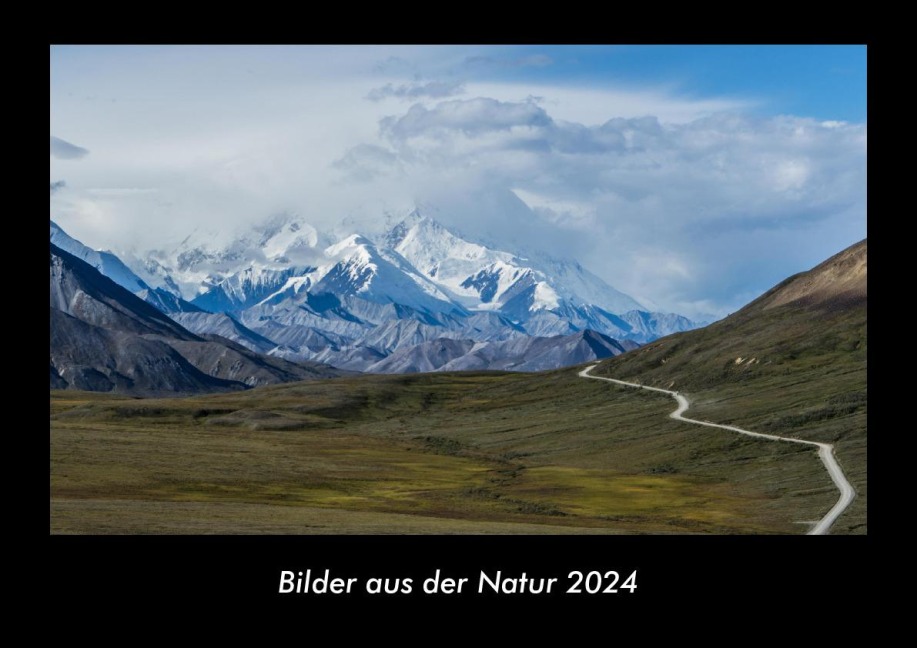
591;240;867;533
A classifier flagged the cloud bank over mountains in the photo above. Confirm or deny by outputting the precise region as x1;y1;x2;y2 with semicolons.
50;45;865;320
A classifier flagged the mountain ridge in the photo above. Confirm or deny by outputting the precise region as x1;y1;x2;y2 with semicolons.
50;243;347;395
50;210;701;373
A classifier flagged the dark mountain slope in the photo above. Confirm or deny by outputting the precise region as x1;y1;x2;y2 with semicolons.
51;244;196;339
50;308;242;395
50;244;346;395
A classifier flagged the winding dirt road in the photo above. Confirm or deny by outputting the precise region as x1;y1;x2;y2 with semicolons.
578;364;855;535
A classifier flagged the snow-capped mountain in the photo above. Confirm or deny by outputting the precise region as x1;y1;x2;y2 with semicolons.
122;212;329;306
51;221;201;314
286;234;462;315
377;210;693;342
52;207;700;375
194;266;306;313
51;221;148;293
50;242;345;395
385;209;645;315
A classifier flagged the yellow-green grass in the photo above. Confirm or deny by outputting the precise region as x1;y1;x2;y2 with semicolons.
50;500;621;535
52;368;840;534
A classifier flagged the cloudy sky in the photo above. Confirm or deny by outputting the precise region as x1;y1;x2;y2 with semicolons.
50;45;866;320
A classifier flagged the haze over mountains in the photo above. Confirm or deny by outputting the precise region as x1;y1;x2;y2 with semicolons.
50;210;697;383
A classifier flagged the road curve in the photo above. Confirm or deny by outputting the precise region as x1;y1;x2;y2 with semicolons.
578;364;855;535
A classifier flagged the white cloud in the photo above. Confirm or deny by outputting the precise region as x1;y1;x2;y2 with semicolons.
333;144;403;182
337;97;865;319
382;97;552;141
87;187;159;197
366;81;465;102
464;82;753;126
50;47;865;319
511;188;598;231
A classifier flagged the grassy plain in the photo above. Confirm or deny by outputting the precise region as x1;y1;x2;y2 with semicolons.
52;366;842;534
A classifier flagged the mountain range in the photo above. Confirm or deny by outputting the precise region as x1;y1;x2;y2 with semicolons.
50;243;347;394
49;210;699;389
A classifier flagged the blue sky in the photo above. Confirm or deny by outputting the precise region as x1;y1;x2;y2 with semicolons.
50;45;867;319
461;45;866;122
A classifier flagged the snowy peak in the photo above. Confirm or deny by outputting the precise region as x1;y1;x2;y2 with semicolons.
324;234;377;261
382;207;425;249
385;211;520;309
389;212;512;272
50;221;149;294
310;233;461;314
137;213;326;300
51;209;700;376
382;209;644;316
193;265;307;313
254;213;323;263
51;221;207;315
539;256;644;312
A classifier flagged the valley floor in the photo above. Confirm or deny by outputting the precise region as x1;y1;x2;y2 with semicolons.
50;367;849;535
